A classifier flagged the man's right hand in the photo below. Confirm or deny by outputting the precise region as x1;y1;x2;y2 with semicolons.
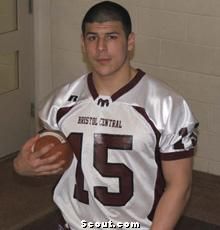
13;135;66;176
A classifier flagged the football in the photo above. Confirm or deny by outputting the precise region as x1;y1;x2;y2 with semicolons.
32;131;73;169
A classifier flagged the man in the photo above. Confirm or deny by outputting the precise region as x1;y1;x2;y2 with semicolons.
14;1;198;229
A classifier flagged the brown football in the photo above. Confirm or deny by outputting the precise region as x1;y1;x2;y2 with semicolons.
32;131;73;169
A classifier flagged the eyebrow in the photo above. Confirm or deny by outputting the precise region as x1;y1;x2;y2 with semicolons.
85;32;120;36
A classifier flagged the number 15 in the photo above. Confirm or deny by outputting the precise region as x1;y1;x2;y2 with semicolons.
68;133;134;206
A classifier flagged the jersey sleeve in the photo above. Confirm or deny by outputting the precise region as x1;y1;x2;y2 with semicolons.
159;97;199;160
38;84;72;131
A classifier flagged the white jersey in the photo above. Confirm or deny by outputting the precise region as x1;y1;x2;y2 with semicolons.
39;69;198;230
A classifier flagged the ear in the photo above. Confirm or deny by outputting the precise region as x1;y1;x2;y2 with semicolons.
80;34;88;63
81;34;86;53
127;32;135;51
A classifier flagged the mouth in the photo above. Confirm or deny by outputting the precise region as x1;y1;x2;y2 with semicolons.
96;58;111;65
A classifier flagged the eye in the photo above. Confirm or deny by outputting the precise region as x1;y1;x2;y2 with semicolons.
107;34;118;40
86;35;97;41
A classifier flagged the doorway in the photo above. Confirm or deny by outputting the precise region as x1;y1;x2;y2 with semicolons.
0;0;34;157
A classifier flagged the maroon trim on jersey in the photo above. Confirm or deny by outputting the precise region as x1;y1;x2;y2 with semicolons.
87;69;145;101
133;106;165;221
111;69;145;101
161;149;194;161
56;106;74;123
133;106;161;141
87;72;99;100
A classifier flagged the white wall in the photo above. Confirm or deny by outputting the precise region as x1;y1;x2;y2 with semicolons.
36;0;220;175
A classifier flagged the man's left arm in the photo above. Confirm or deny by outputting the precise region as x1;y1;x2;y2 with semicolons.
151;157;193;230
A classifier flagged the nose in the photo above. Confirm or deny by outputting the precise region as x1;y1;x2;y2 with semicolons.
97;37;106;52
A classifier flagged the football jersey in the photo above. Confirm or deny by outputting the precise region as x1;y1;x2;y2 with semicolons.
39;69;198;230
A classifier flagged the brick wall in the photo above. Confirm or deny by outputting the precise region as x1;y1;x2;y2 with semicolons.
51;0;220;175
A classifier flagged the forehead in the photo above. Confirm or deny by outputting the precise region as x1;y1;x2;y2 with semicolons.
84;21;124;34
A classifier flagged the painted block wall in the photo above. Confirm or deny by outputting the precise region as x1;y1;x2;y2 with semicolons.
50;0;220;175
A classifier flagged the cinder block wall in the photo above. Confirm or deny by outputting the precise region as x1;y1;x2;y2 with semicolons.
51;0;220;175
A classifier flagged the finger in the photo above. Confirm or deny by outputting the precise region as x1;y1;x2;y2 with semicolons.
36;151;62;164
36;168;64;176
35;160;66;173
29;152;64;171
34;143;56;158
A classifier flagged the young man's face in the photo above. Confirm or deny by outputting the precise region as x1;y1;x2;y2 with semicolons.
81;21;135;78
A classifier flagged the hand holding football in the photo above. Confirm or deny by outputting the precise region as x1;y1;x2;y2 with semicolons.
32;131;73;169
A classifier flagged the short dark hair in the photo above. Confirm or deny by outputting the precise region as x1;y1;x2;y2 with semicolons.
81;1;132;38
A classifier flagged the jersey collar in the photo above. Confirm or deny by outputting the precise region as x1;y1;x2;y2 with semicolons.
87;69;145;101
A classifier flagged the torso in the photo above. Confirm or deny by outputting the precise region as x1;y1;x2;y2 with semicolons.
39;69;197;229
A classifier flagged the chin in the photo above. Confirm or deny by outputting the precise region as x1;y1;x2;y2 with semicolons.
93;68;114;78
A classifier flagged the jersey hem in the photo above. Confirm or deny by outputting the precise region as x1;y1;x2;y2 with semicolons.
160;149;194;161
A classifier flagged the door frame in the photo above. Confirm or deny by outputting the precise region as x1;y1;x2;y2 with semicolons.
33;0;52;129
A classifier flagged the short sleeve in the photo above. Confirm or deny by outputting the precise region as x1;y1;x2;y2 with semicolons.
38;84;72;131
159;97;199;161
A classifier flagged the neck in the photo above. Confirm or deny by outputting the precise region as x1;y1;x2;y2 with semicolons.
92;66;137;96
